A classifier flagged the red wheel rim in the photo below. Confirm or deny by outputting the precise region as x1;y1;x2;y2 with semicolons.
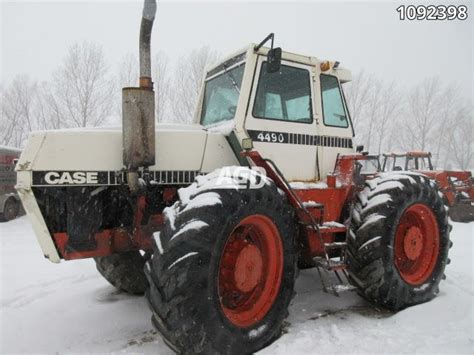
394;203;440;285
218;214;283;328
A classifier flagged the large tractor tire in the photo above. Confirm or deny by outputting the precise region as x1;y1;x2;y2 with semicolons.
145;172;297;354
347;172;451;311
0;197;19;222
94;251;149;295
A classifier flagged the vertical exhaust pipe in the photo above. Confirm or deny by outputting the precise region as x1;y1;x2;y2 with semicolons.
139;0;156;90
122;0;157;193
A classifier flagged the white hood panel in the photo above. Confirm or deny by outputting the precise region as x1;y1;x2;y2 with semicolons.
17;124;228;172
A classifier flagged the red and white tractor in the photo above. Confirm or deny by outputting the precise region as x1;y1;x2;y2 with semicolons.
383;151;474;222
15;1;452;353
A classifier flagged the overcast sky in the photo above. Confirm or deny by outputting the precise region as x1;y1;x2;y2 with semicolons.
1;0;472;96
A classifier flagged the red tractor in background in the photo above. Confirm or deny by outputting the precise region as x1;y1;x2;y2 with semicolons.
383;151;474;222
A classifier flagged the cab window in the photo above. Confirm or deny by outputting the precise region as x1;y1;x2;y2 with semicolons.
406;157;417;170
201;64;245;126
320;74;349;128
253;62;312;123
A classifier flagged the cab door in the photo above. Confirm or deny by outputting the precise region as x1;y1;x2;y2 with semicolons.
315;74;355;179
243;56;319;181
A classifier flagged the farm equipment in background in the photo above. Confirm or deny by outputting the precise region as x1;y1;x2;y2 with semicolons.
0;146;22;221
382;151;474;222
15;0;453;353
357;153;382;177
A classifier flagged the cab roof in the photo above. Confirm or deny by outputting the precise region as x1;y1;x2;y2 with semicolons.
205;44;352;83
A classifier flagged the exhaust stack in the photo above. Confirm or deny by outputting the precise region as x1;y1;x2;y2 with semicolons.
139;0;156;90
122;0;157;193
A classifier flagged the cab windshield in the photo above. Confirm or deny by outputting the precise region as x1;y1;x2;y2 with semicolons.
383;156;402;171
406;156;432;170
200;63;245;127
360;157;380;174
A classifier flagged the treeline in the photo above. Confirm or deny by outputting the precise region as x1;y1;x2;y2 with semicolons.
1;41;471;170
345;73;472;170
0;41;219;147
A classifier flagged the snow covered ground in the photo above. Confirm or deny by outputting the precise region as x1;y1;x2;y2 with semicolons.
1;217;472;354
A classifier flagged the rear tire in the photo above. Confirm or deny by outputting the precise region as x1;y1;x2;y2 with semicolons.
347;172;450;311
94;251;149;295
145;174;297;354
0;198;19;222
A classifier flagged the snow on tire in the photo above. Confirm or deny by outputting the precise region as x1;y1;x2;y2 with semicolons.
347;171;450;311
145;168;297;354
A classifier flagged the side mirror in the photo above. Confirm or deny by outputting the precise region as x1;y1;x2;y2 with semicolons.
267;47;282;73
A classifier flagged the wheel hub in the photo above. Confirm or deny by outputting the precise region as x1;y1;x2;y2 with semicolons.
403;226;424;260
394;203;440;285
234;244;263;293
218;214;283;328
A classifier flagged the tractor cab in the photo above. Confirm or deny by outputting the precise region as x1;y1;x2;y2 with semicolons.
358;154;381;176
195;41;355;182
382;151;433;172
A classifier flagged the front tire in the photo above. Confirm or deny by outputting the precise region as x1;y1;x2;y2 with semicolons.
146;174;297;354
347;172;450;311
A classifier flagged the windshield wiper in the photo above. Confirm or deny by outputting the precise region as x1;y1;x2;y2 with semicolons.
223;64;240;94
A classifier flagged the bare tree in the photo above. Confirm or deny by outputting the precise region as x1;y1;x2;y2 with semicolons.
171;46;220;123
448;103;472;170
403;77;442;152
152;51;170;122
115;51;170;123
35;81;68;130
53;42;115;128
361;78;383;152
432;85;458;168
375;82;400;154
113;53;139;122
117;52;139;88
344;70;373;132
0;75;38;147
0;87;22;147
344;71;392;153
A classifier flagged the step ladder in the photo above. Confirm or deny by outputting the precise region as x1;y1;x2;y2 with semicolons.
252;156;352;296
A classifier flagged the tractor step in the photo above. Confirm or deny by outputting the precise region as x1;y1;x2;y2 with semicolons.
304;224;347;234
314;260;351;296
331;284;357;293
320;221;346;233
320;226;347;234
313;257;347;271
324;242;347;250
302;201;324;208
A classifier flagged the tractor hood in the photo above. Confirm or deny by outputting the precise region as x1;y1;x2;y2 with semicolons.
15;122;239;262
16;123;239;187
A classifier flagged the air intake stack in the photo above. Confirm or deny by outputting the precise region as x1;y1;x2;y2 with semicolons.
122;0;157;193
